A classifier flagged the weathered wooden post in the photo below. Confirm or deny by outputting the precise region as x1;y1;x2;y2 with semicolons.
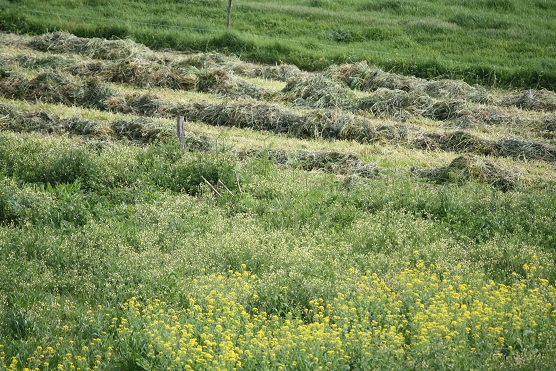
227;0;233;29
176;115;185;151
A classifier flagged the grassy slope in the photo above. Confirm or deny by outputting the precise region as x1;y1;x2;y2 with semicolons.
1;30;556;369
0;0;555;88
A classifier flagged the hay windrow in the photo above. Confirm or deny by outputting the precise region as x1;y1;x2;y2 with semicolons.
327;61;490;103
499;89;556;112
28;32;157;61
326;61;419;92
66;60;199;91
0;72;118;108
298;109;407;142
0;103;101;136
411;130;498;156
497;138;556;162
105;93;175;117
416;79;491;104
354;88;432;120
424;100;469;121
110;118;172;142
411;130;556;162
232;62;301;81
281;74;354;108
412;154;517;191
186;100;303;133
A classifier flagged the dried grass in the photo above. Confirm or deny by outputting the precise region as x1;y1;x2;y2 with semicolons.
416;79;490;104
326;61;419;92
28;32;156;61
412;154;517;191
501;89;556;112
281;74;354;108
186;100;303;133
232;62;301;81
105;93;175;117
424;100;469;121
355;88;432;120
110;118;171;142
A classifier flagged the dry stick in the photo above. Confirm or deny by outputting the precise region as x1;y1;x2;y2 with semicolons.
235;172;242;194
201;176;223;198
218;179;235;196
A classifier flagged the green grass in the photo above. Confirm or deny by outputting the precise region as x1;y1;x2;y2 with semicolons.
0;130;555;369
0;0;555;89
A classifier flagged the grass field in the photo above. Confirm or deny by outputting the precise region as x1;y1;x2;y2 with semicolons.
0;0;555;89
0;7;555;371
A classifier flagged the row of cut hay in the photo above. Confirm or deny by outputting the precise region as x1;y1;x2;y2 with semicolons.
184;99;408;143
412;130;556;162
235;148;380;178
280;74;354;108
66;60;199;91
231;61;301;82
0;72;118;109
27;32;157;61
325;61;491;104
497;89;556;112
8;53;266;99
0;102;172;143
2;72;553;163
412;154;518;191
278;75;479;124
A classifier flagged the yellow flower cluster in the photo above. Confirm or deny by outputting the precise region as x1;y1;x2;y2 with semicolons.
2;259;555;370
118;261;556;370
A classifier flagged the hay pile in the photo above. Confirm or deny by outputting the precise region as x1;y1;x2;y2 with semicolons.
232;62;301;81
500;89;556;112
177;52;238;69
326;61;419;92
411;129;556;162
28;32;156;61
67;60;199;91
497;138;556;162
186;100;303;133
412;154;517;191
424;100;469;121
411;130;498;156
281;74;354;108
0;103;100;136
354;88;432;120
105;93;175;117
197;68;264;99
327;61;490;103
110;118;171;142
299;109;407;142
0;72;118;108
416;79;490;104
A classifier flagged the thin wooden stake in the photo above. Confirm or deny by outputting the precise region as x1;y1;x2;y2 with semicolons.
176;116;185;152
218;179;234;196
226;0;233;29
202;176;222;198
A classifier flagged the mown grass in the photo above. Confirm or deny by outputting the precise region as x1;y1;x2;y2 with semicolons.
0;0;555;89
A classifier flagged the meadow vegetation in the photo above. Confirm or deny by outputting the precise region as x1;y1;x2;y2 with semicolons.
0;0;555;89
0;18;555;371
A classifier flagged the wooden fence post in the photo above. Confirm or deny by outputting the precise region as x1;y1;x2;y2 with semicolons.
227;0;233;29
176;116;185;151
